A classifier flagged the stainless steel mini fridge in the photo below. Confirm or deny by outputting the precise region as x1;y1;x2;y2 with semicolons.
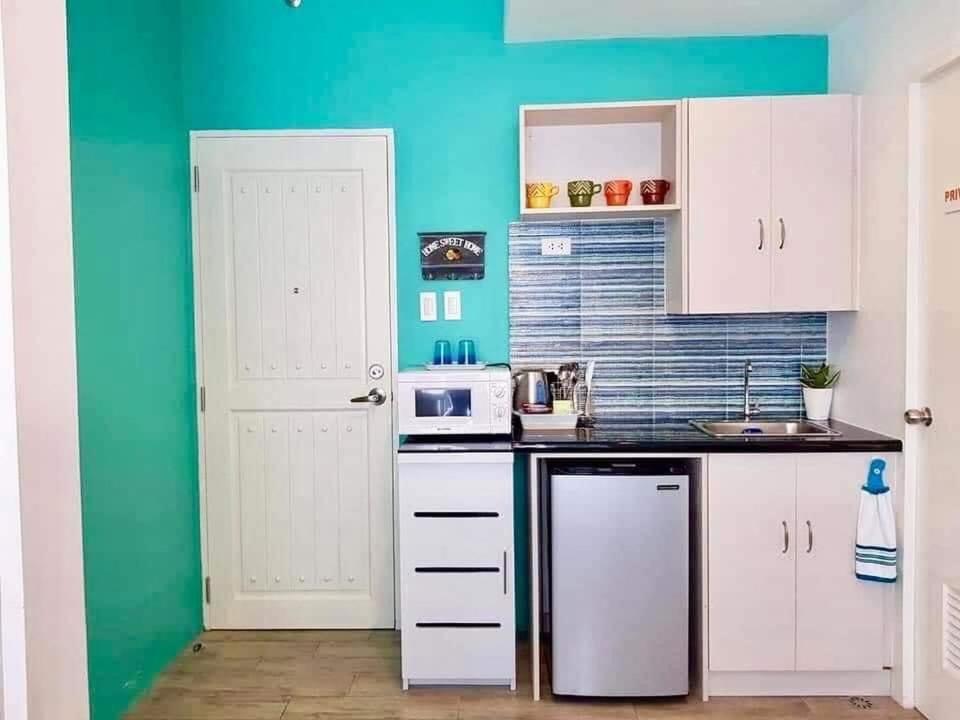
550;465;689;697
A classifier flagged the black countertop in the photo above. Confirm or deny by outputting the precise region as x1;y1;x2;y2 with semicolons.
399;420;901;454
512;418;902;454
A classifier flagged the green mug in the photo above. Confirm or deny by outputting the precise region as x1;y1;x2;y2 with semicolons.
567;180;602;208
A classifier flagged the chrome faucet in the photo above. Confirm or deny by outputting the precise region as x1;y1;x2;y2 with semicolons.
743;360;760;419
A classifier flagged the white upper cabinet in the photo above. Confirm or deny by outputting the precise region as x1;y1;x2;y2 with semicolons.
771;96;856;312
679;94;859;314
687;98;773;314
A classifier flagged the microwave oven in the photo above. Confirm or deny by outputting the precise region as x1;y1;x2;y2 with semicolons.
398;367;512;435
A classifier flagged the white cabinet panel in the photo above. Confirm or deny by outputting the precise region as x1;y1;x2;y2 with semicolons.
232;176;263;379
257;175;287;379
311;413;341;588
332;172;366;380
307;176;337;378
687;98;772;313
771;96;856;311
237;414;267;591
708;454;797;671
282;177;312;379
289;413;318;589
796;454;889;671
263;415;292;590
338;413;370;591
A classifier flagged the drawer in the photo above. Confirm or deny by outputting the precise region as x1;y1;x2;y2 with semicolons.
402;623;516;685
402;558;513;624
400;514;511;566
398;453;513;516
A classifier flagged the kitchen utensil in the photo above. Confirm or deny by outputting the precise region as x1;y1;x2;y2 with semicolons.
584;360;596;416
526;182;560;209
457;339;477;365
513;369;552;411
604;179;633;206
567;180;602;208
639;179;671;205
433;340;453;365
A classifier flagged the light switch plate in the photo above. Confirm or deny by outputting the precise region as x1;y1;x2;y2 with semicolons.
419;291;437;322
443;291;462;321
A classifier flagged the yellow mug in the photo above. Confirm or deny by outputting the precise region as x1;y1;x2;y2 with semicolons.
526;182;559;209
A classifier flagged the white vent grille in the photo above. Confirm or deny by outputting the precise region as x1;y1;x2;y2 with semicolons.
944;583;960;679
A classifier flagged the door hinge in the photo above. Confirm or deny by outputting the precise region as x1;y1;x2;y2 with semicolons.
193;165;200;193
200;385;206;413
204;576;211;604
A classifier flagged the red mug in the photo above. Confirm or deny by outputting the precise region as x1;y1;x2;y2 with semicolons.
604;179;633;206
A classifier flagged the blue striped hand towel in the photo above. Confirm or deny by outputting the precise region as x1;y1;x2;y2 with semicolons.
856;459;897;583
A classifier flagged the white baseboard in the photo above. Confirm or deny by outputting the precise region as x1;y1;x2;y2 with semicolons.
708;670;891;697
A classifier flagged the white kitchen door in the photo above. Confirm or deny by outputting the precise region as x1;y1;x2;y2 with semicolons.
912;60;960;718
194;133;396;629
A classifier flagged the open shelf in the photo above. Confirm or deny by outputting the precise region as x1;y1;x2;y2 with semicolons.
520;203;681;221
519;100;683;221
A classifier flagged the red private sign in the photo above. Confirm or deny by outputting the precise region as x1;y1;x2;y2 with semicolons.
946;185;960;214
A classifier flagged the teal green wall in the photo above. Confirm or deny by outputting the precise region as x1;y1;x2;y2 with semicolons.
66;1;827;715
67;2;201;719
181;3;827;369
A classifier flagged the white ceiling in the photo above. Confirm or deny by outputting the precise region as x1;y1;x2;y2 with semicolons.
504;0;867;42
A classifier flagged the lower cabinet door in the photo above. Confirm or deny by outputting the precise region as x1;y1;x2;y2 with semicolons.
796;454;890;671
709;454;797;671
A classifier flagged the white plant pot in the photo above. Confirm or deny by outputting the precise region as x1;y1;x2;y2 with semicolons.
802;386;834;421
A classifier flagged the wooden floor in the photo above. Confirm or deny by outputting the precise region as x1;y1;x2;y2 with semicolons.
125;631;923;719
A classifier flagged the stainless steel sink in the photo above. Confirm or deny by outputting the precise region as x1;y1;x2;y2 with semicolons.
691;419;841;438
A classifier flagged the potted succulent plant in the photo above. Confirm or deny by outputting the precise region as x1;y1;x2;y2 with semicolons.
800;362;841;421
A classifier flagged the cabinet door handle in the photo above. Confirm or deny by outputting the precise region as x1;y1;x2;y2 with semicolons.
502;551;508;595
779;218;786;250
758;218;765;251
806;520;814;553
782;521;790;554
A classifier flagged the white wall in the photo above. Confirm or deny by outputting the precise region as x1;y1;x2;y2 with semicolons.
1;0;90;718
829;0;960;709
0;6;26;718
829;0;960;438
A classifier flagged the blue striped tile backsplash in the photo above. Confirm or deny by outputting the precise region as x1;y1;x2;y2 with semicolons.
508;219;827;423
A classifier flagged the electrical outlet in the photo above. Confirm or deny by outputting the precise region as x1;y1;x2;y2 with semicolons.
541;238;572;256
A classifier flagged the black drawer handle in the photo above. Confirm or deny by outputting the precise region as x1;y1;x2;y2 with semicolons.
415;622;501;628
657;484;681;491
414;567;499;574
413;511;499;518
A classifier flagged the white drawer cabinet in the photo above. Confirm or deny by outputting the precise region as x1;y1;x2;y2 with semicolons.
708;453;893;675
682;95;857;314
397;452;516;689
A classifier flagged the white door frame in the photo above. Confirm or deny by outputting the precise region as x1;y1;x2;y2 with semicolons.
0;7;27;715
904;45;960;711
188;129;400;629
